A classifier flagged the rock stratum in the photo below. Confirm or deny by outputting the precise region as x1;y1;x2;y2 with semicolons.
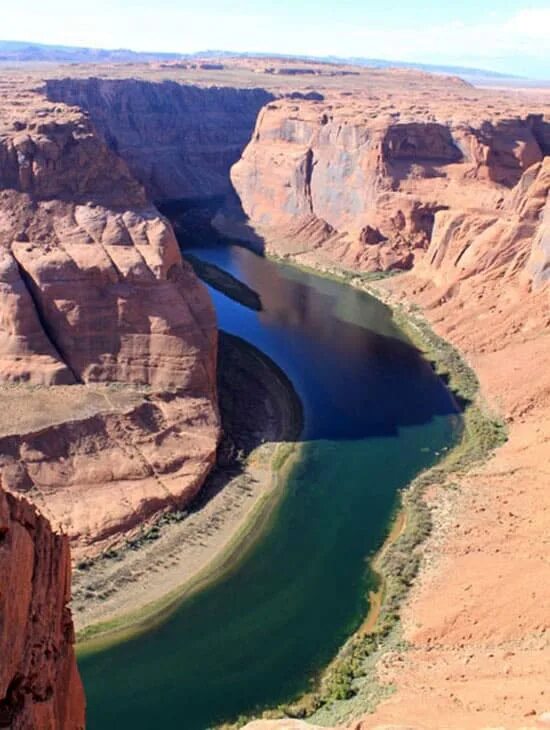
0;82;220;559
45;78;273;201
232;94;550;279
0;487;84;729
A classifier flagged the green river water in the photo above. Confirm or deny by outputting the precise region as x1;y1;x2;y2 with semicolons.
80;244;461;729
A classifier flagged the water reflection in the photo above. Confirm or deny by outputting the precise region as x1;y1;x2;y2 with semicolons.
184;244;460;439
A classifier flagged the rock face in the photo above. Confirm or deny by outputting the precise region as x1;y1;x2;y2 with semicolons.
0;92;220;556
233;82;549;730
417;156;550;296
231;99;549;273
0;487;84;729
45;78;274;201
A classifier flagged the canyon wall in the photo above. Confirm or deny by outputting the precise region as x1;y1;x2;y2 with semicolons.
417;156;550;297
0;487;84;729
231;98;549;275
0;90;220;557
45;78;273;201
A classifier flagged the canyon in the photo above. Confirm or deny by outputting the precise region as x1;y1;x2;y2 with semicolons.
0;58;548;729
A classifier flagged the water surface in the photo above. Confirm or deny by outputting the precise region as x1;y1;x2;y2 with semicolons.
81;245;460;729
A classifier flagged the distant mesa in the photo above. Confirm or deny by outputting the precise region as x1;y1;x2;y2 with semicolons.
0;39;547;87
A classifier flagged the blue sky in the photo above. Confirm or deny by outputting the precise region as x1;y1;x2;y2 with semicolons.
3;1;550;78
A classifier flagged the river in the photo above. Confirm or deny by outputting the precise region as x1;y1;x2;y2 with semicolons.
80;244;461;729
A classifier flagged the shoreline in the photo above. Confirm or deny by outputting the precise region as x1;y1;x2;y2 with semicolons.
221;250;507;727
77;440;302;653
76;247;506;726
74;332;303;650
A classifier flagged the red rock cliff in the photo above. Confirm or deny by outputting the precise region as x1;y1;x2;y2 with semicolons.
45;78;274;201
231;96;549;273
0;487;84;729
0;89;220;557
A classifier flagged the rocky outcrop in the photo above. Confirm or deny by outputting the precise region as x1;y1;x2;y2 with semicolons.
0;92;220;555
0;487;84;729
416;156;550;297
231;99;549;272
524;161;550;287
45;78;273;201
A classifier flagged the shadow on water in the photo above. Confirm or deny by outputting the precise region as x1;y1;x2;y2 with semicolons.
80;239;463;730
190;329;304;520
157;192;266;253
183;242;462;441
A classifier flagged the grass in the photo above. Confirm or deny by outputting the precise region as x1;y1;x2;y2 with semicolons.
267;251;400;286
217;267;507;728
75;511;189;573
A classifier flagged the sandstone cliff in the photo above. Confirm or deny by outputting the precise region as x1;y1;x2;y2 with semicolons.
417;156;550;297
0;487;84;729
0;90;220;556
231;97;549;274
45;78;273;201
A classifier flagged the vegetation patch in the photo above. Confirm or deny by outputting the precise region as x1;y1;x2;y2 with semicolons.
267;252;400;286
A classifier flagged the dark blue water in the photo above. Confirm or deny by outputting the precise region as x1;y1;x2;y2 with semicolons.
186;245;458;440
80;244;461;730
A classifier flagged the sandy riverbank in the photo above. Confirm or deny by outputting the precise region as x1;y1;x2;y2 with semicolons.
356;274;550;729
74;332;303;646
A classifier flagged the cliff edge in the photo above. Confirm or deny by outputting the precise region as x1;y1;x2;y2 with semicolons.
232;95;549;276
0;487;84;729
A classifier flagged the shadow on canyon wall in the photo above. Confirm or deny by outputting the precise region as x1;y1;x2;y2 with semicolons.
157;192;266;253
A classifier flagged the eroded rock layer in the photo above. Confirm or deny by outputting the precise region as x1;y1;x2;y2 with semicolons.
231;97;550;275
0;87;220;556
45;78;274;200
0;487;84;729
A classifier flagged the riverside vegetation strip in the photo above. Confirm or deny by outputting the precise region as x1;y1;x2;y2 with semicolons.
218;255;507;728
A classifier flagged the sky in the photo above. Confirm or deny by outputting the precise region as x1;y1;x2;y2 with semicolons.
3;0;550;78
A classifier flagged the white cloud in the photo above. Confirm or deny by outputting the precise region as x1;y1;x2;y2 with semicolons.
2;4;549;77
346;8;550;61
